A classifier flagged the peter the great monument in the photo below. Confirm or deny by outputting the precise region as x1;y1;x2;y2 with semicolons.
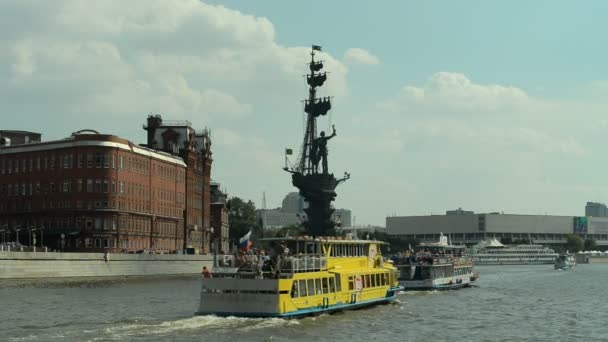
284;45;350;236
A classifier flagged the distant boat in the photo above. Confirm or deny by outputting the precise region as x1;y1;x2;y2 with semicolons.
470;238;558;265
554;254;576;270
394;233;476;290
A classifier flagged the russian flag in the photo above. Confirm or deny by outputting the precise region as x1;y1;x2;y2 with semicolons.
239;230;253;251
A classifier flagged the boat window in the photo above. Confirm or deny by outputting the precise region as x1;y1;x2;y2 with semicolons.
383;273;388;286
371;274;376;287
322;278;329;294
291;281;299;298
348;276;354;290
365;274;370;288
315;279;322;295
307;279;315;295
298;279;307;297
375;274;381;287
329;276;336;293
335;275;342;291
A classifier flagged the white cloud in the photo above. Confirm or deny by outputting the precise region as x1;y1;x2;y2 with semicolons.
379;72;532;114
1;0;349;124
343;48;379;66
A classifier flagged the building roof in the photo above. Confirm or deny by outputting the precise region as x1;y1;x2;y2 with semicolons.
0;132;186;166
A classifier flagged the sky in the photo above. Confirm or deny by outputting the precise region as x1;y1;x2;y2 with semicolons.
2;0;608;226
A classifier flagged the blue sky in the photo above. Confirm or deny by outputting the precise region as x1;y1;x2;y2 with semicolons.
2;0;608;226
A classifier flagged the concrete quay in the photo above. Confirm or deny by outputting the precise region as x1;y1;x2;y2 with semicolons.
0;251;214;279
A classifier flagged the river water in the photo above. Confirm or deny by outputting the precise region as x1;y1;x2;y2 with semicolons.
2;265;608;342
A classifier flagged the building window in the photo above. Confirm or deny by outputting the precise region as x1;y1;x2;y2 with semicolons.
29;159;33;172
36;157;40;170
112;155;115;169
120;181;124;194
119;156;124;170
112;181;116;193
63;155;69;169
1;159;4;174
78;154;83;168
87;153;93;168
104;155;110;168
15;159;19;173
86;179;93;192
102;180;109;193
95;218;101;229
50;182;56;193
95;179;101;193
77;179;83;192
63;181;69;193
95;153;102;168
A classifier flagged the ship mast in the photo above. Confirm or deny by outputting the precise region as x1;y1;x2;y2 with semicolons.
298;45;331;174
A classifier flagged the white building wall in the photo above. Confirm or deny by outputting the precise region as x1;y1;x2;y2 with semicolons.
484;214;572;234
386;215;479;235
587;217;608;234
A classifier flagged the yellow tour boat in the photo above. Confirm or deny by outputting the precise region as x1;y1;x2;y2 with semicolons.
197;236;403;318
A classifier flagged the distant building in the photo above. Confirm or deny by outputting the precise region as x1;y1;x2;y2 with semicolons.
446;208;474;215
257;192;352;229
333;208;352;228
585;202;607;217
387;210;608;246
0;130;42;146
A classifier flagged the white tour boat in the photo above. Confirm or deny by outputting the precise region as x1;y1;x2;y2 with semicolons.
394;234;476;290
471;238;558;265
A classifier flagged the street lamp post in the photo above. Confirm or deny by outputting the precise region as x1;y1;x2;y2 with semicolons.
0;224;6;245
14;225;21;245
39;226;44;248
31;228;37;249
29;227;37;246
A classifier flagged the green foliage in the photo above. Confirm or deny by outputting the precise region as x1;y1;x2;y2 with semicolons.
228;196;261;245
565;234;584;253
273;224;307;238
584;238;597;251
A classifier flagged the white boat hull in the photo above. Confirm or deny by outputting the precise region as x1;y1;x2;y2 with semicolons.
399;274;472;290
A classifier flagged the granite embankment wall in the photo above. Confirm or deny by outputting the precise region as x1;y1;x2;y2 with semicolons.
0;252;215;279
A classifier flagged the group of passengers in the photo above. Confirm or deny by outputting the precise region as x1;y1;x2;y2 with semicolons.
233;242;293;278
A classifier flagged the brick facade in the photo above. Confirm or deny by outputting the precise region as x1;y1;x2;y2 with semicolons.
0;133;187;253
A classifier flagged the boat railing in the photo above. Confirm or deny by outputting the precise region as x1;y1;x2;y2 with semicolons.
394;255;472;266
279;255;327;273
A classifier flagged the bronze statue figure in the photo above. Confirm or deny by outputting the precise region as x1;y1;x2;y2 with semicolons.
312;125;336;174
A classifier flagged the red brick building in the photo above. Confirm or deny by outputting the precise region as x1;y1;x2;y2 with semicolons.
0;131;186;252
143;115;213;254
210;182;230;254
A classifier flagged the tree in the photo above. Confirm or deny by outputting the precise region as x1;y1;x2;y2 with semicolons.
228;197;261;247
565;235;584;253
584;238;597;251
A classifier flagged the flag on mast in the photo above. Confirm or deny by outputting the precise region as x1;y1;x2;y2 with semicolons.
312;45;322;51
285;148;293;155
239;230;253;251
